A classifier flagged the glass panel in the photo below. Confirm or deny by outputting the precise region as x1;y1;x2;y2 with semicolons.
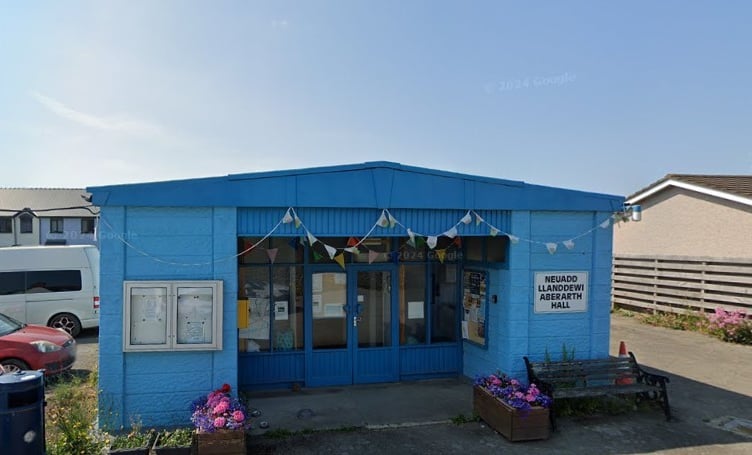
239;267;271;352
176;286;214;345
0;272;25;295
26;270;82;293
272;266;304;351
309;237;349;264
271;237;304;263
399;238;426;262
465;237;483;262
487;236;508;263
129;287;168;345
462;270;487;345
399;265;425;345
19;214;32;233
238;238;269;264
0;217;11;233
431;263;458;343
353;237;390;263
357;271;391;348
312;272;347;349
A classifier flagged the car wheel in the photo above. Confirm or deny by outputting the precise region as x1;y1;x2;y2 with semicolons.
1;359;30;373
49;313;82;337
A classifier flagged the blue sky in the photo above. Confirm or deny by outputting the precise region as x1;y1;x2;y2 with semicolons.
1;1;750;196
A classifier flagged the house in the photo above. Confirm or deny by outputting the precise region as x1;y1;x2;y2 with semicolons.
0;188;99;247
612;174;752;315
87;161;623;428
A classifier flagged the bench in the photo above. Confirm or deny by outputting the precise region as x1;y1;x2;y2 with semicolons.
523;352;671;429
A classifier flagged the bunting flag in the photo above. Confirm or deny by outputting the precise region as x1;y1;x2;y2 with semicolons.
490;227;499;237
325;244;337;259
345;246;360;254
600;219;611;229
377;210;389;228
415;236;425;248
427;236;438;249
475;213;484;226
266;248;279;263
546;243;558;254
368;250;380;264
306;231;318;246
508;234;519;244
453;237;462;247
407;228;416;247
282;209;294;224
347;237;359;247
461;211;472;225
312;250;323;262
334;253;346;270
436;249;447;263
563;240;575;250
444;226;458;238
294;214;302;229
388;212;398;228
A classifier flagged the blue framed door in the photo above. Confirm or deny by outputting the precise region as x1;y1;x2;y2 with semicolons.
305;266;398;386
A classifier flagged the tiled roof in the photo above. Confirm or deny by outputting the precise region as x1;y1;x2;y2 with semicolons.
627;174;752;205
0;188;98;218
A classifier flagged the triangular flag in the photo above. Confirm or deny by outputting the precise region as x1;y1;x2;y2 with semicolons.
345;246;360;254
306;231;318;246
407;229;416;247
267;248;279;263
508;234;519;244
563;240;575;250
282;209;294;224
475;213;484;226
453;237;462;247
368;250;380;264
600;219;611;229
388;212;398;228
294;215;301;229
347;237;359;247
313;251;323;262
415;236;425;248
444;226;458;238
334;253;346;270
427;236;438;249
461;211;472;225
490;227;499;237
377;210;389;228
325;244;337;259
545;243;558;254
436;249;447;263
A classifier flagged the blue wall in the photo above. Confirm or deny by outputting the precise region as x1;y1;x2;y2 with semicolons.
98;206;237;429
462;210;614;382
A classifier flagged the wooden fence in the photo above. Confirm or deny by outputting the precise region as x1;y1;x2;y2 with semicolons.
612;254;752;315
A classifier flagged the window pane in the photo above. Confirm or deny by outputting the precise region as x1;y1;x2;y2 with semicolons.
399;265;426;345
238;238;270;264
399;238;426;262
0;272;25;295
357;270;391;348
129;287;168;345
487;236;508;262
270;237;304;263
312;272;347;349
176;286;215;345
20;214;32;233
0;217;11;233
465;237;483;262
239;267;271;352
26;270;82;293
50;218;63;233
461;270;487;345
81;218;95;234
431;263;458;343
271;266;304;351
353;237;390;263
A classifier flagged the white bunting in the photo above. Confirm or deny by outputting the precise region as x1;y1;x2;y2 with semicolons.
508;234;519;244
600;219;611;229
427;236;438;249
282;209;293;224
345;246;360;254
546;243;558;254
388;212;398;228
563;240;575;250
377;211;389;228
490;227;499;237
325;244;337;259
475;213;484;226
461;211;472;224
407;228;416;247
306;231;318;246
444;226;458;238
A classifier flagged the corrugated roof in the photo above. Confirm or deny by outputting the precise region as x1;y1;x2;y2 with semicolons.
0;188;98;217
627;174;752;205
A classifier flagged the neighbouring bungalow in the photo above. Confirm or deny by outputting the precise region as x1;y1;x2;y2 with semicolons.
87;161;623;427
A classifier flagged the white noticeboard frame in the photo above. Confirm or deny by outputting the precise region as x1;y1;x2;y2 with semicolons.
533;271;589;313
123;280;223;352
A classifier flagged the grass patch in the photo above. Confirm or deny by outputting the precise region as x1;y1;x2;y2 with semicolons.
554;395;638;418
451;412;480;425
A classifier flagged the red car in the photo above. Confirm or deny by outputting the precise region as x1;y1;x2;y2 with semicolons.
0;312;76;376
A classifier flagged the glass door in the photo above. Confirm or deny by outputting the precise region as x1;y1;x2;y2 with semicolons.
308;270;350;386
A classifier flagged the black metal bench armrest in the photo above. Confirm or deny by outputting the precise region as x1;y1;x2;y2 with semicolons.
629;352;670;386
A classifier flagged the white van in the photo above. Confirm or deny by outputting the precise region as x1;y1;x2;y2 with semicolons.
0;245;99;337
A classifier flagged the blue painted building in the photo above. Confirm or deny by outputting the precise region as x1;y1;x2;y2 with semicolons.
88;162;623;428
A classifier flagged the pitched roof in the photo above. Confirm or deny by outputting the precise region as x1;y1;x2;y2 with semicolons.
627;174;752;207
0;188;98;218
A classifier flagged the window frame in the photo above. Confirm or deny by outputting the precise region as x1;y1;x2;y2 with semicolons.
50;218;64;234
0;217;12;234
81;218;96;234
19;213;33;234
123;280;223;352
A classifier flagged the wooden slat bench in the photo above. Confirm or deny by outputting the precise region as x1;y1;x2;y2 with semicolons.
524;352;671;429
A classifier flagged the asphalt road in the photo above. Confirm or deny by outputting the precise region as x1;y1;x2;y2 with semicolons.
71;327;99;373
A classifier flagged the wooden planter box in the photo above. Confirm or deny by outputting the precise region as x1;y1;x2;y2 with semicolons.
191;430;246;455
473;386;550;442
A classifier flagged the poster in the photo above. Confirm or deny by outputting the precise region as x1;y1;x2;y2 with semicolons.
407;301;424;320
274;301;289;320
462;270;487;344
176;287;214;344
129;287;167;345
248;298;270;339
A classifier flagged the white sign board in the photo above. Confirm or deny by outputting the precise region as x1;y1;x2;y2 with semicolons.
534;271;588;313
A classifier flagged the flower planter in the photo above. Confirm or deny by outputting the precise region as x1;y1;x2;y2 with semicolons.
473;386;550;442
191;429;246;455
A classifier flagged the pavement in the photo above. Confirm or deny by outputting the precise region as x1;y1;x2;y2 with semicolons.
245;313;752;454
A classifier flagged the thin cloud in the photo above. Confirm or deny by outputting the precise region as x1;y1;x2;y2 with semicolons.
30;91;162;136
271;19;289;29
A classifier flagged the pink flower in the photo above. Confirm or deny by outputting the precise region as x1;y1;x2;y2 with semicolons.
510;379;519;386
213;416;226;428
232;410;245;422
214;402;229;414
